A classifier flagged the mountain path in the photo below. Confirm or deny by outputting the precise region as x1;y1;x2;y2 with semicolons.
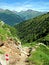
16;47;29;65
15;43;49;65
0;43;47;65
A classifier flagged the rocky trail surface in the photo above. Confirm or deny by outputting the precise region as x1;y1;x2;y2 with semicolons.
16;47;29;65
0;47;30;65
0;38;31;65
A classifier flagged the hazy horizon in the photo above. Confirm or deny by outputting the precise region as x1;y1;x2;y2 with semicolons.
0;0;49;12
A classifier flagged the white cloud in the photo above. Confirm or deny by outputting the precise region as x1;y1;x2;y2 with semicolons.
0;0;49;12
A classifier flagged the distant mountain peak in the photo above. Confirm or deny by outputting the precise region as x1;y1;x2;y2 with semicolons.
0;8;4;12
27;9;35;12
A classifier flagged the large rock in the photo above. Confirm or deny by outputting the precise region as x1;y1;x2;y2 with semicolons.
0;41;4;47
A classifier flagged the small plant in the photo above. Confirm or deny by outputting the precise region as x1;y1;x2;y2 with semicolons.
0;50;5;54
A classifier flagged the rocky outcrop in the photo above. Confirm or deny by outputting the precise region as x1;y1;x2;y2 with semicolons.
0;38;22;65
0;38;32;65
0;41;4;47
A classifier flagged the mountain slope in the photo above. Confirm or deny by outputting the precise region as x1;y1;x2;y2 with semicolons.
0;9;23;26
17;9;44;21
0;20;30;65
0;20;19;42
15;12;49;43
28;43;49;65
0;9;45;26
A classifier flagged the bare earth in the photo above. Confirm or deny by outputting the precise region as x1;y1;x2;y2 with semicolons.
16;47;29;65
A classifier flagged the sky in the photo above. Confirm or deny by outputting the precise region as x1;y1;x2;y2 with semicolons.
0;0;49;12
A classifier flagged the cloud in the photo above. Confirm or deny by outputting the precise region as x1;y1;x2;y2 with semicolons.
0;0;33;11
0;0;49;12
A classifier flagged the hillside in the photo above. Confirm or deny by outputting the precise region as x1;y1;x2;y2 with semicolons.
0;20;31;65
0;9;23;26
0;20;21;42
15;12;49;44
28;43;49;65
17;9;44;21
0;20;19;65
0;20;26;65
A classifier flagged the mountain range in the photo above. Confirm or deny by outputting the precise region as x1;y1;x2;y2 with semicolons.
16;9;44;21
0;9;44;26
0;9;23;26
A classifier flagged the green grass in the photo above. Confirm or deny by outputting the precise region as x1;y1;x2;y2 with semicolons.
0;21;19;42
0;49;5;54
22;42;38;47
37;45;49;55
0;27;12;41
28;44;49;65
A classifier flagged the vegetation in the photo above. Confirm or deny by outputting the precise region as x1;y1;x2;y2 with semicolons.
15;12;49;44
0;49;5;54
22;42;37;47
0;21;19;41
28;44;49;65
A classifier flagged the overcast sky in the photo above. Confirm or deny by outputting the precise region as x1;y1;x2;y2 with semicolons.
0;0;49;12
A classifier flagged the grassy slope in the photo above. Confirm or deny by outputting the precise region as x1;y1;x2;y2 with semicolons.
0;21;19;41
0;49;5;54
28;44;49;65
15;12;49;43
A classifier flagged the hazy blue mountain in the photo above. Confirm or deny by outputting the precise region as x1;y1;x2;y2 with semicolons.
0;9;23;26
17;9;45;21
0;9;45;26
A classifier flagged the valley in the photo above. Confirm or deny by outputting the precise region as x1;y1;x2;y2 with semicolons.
0;10;49;65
